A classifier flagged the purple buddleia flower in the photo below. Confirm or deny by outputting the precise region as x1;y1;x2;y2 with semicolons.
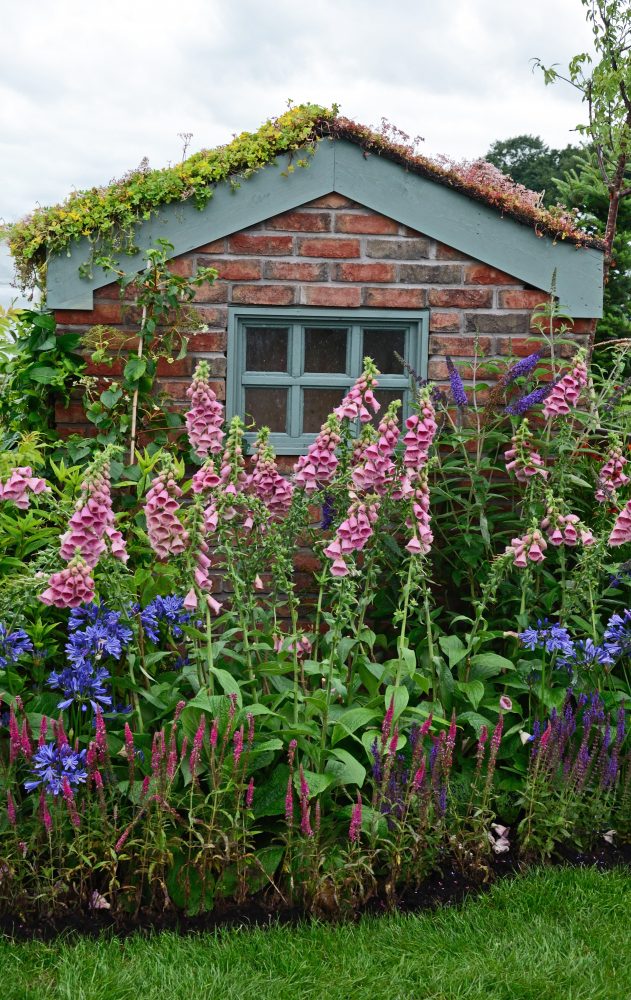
320;494;335;531
446;356;468;408
24;743;88;796
0;623;33;669
505;381;556;416
504;352;541;385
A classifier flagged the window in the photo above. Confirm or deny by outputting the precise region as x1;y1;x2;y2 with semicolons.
227;307;429;453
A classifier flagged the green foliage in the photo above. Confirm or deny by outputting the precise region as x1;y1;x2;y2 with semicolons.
0;307;85;438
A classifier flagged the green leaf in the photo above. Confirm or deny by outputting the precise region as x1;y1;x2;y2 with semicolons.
456;679;485;710
458;710;492;735
325;748;366;787
253;764;290;817
29;366;59;384
469;653;515;679
100;388;123;409
384;684;409;720
124;356;147;381
331;707;380;746
439;635;468;668
209;667;242;704
295;769;333;797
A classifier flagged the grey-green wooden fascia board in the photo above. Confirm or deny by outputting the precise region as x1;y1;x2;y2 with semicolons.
46;138;604;317
227;305;428;455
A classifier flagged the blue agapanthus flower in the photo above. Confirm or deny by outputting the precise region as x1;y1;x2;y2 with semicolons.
603;609;631;658
557;639;615;673
24;743;88;796
0;623;33;669
67;603;132;668
140;595;190;643
519;621;573;657
48;664;112;713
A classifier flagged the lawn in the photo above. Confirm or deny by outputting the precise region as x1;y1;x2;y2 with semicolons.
1;867;629;1000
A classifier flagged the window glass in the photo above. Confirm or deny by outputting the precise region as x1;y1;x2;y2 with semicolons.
362;328;405;375
370;389;405;425
244;387;288;432
245;326;289;372
302;387;349;433
304;327;348;374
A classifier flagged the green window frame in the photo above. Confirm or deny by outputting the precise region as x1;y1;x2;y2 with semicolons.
227;306;429;454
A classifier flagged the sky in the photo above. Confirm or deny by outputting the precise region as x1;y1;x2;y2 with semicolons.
0;0;595;306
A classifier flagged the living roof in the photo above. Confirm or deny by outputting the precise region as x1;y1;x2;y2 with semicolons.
8;103;604;296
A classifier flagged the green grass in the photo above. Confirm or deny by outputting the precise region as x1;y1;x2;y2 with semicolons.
1;867;629;1000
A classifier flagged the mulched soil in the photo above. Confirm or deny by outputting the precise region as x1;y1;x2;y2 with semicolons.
2;840;630;941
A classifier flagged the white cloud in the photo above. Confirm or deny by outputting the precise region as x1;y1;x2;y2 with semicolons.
0;0;595;303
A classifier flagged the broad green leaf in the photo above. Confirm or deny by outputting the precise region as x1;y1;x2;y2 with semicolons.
124;356;147;381
325;748;366;787
294;769;333;797
331;707;380;745
456;679;485;710
457;710;492;735
384;684;409;720
439;635;468;668
470;652;515;678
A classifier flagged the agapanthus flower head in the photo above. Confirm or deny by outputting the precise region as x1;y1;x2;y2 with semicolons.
0;623;33;669
542;351;588;418
140;594;190;643
604;609;631;658
48;663;112;713
445;356;468;408
144;467;189;559
519;620;573;657
334;357;380;423
557;639;614;673
66;602;132;668
504;419;547;483
595;443;629;503
185;360;225;458
24;742;88;796
0;466;50;509
39;556;96;609
293;415;341;492
503;351;541;385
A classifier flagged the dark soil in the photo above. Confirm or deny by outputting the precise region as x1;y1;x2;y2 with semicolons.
2;840;630;942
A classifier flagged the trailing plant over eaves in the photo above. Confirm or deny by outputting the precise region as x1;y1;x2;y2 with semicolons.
7;103;602;296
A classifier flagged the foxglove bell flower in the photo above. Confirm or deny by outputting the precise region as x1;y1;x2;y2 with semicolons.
334;358;380;423
352;401;400;494
40;556;96;608
595;445;629;503
248;429;293;515
542;353;588;418
324;497;379;576
60;458;127;567
609;500;631;547
506;528;547;567
402;391;437;475
0;466;50;509
541;510;594;547
144;470;189;559
294;415;341;492
185;360;225;457
504;420;547;482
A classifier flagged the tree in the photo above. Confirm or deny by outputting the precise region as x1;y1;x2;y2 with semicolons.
485;135;582;207
534;0;631;275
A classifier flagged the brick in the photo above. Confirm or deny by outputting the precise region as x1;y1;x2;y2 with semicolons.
464;312;530;334
399;263;463;284
194;306;228;326
84;358;125;377
197;258;262;281
429;335;492;355
264;261;327;281
192;281;229;303
430;312;461;332
306;193;355;208
195;239;226;253
428;288;493;308
464;264;521;285
365;238;430;259
498;289;549;309
434;242;471;261
228;234;293;255
187;331;227;352
298;238;360;258
428;359;475;379
304;286;361;307
167;256;194;277
333;262;396;283
156;357;193;377
94;281;127;301
54;303;122;325
363;287;426;308
334;212;399;234
231;284;296;305
57;423;97;439
294;552;322;573
496;336;583;359
159;379;225;401
267;210;331;232
55;401;88;423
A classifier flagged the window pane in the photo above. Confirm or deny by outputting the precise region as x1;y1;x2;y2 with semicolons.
371;389;405;426
245;326;289;372
304;327;348;373
302;387;348;433
244;388;288;433
362;328;406;375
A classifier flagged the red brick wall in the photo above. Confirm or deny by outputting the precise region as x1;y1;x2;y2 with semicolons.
53;193;595;435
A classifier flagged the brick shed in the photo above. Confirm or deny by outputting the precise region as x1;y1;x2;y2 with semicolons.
45;112;605;451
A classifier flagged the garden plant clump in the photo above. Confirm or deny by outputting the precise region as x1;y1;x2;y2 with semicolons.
1;265;631;928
